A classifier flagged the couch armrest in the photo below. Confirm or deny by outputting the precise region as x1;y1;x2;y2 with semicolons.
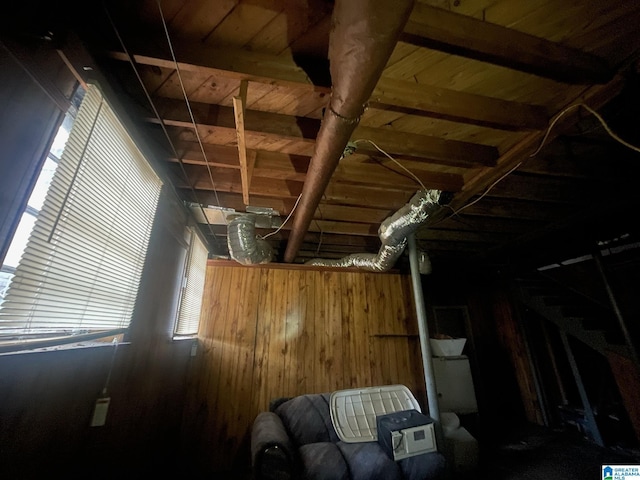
251;412;299;480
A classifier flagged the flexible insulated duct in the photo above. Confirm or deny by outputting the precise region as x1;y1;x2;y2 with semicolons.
306;189;441;271
227;214;274;265
283;0;416;263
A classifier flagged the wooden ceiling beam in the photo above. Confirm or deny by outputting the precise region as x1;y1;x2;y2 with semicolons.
177;171;418;210
198;218;381;237
352;126;498;167
402;3;612;84
232;79;251;204
152;97;498;168
371;77;548;131
170;146;463;192
109;42;548;131
429;75;627;225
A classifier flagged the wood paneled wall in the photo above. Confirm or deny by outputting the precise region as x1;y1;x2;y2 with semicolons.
181;263;426;473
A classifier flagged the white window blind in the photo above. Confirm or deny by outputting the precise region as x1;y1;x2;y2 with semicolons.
0;84;162;344
174;229;208;336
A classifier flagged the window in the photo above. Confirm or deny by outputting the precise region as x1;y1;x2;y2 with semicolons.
0;84;162;351
174;227;208;337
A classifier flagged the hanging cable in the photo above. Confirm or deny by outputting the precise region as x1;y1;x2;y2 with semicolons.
157;0;222;209
435;102;640;225
452;161;522;216
101;337;119;396
103;2;221;249
530;102;640;158
353;138;428;191
260;194;303;240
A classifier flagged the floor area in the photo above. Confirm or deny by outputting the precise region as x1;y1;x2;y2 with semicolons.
473;423;639;480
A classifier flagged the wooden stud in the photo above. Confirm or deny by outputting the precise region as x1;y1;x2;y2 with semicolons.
232;79;251;204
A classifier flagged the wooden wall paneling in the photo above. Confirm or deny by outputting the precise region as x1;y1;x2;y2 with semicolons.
224;266;261;466
340;271;373;389
326;271;345;391
299;271;318;393
252;268;275;412
216;267;251;464
207;266;239;468
283;269;302;397
186;264;428;473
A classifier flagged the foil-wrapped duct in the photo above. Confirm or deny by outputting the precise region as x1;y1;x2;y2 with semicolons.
306;189;441;271
227;214;274;265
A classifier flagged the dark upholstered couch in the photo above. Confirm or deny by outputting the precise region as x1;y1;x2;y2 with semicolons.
251;393;447;480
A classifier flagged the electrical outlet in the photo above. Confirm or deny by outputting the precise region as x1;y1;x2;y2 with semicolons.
90;397;110;427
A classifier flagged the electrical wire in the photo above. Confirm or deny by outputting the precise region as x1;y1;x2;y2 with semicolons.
437;102;640;223
157;0;222;209
260;194;303;240
453;161;523;216
530;102;640;158
353;139;428;191
103;2;221;248
101;337;119;396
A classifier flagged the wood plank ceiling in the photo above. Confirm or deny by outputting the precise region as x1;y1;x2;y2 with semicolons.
79;0;640;271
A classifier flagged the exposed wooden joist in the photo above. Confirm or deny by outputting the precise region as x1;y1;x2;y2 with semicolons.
353;126;498;168
108;43;323;89
402;3;612;84
191;189;393;225
179;175;420;212
232;80;251;204
432;75;627;225
371;77;548;131
153;98;319;142
168;142;464;191
201;219;381;237
152;97;498;168
109;42;548;131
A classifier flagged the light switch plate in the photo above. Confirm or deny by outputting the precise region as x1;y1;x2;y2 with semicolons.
90;397;110;427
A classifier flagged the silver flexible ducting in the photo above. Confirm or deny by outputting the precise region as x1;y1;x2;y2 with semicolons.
306;189;441;271
227;214;274;265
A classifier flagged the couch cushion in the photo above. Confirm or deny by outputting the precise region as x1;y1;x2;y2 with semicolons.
299;443;349;480
398;451;447;480
275;394;340;446
337;441;402;480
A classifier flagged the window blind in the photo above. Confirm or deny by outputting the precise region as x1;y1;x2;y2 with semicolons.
0;84;162;342
174;229;208;336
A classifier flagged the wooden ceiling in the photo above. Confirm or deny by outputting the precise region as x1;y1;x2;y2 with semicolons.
72;0;640;271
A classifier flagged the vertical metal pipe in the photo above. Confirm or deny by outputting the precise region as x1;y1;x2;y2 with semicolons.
594;252;640;369
559;331;604;446
407;233;440;423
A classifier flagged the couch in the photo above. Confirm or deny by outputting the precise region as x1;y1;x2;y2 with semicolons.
251;392;447;480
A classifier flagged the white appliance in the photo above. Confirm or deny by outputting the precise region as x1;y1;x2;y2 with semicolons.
432;355;478;414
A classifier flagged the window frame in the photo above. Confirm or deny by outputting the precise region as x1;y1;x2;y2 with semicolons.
0;83;163;353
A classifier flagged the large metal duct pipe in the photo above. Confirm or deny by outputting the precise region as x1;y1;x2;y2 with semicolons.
283;0;416;263
306;189;441;271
